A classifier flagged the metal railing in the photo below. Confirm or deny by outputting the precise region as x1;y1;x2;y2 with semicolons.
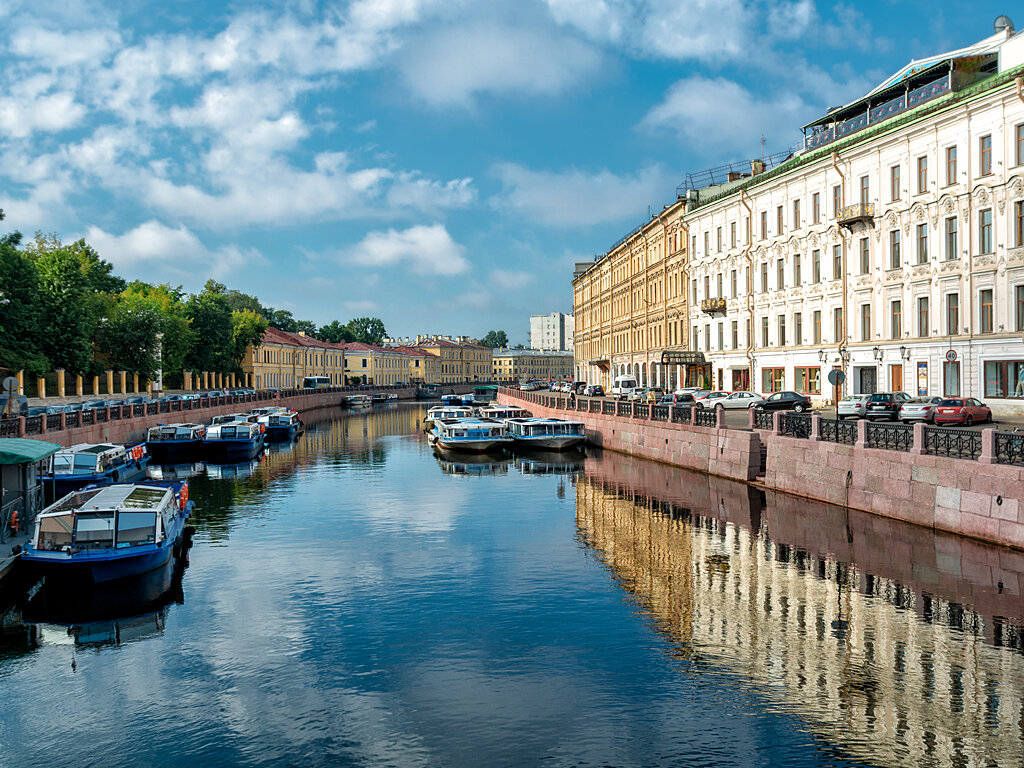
753;410;774;430
633;403;650;419
867;422;913;452
46;413;62;431
819;418;857;445
23;416;42;435
995;432;1024;466
652;405;670;422
671;406;692;424
780;413;812;439
694;409;718;428
924;427;982;461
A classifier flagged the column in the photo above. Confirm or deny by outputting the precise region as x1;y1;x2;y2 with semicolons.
92;375;100;396
118;370;127;394
105;369;114;395
16;369;23;395
184;371;193;391
202;371;209;389
132;373;139;393
56;369;65;397
36;376;46;399
75;374;83;396
146;380;153;394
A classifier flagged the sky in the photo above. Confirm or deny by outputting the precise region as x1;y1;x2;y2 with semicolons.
0;0;1016;344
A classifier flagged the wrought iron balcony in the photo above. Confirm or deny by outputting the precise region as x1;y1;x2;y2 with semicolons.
836;202;875;227
700;297;727;316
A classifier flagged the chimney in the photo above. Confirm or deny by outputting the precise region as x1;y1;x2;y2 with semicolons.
751;159;766;176
298;331;306;337
727;171;742;182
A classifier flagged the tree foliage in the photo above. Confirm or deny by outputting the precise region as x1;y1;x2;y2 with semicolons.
231;308;268;366
345;317;387;345
479;330;509;348
317;320;353;344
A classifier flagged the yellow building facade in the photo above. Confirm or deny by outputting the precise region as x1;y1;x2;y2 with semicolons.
413;337;493;383
572;199;690;390
342;343;411;386
243;328;346;388
492;349;574;383
392;346;441;384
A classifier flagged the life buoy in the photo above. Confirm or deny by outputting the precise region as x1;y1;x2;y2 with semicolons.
9;510;18;534
179;482;189;511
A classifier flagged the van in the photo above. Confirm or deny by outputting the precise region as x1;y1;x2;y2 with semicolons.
611;375;639;400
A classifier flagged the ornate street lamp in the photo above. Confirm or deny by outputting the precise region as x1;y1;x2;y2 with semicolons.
872;346;882;361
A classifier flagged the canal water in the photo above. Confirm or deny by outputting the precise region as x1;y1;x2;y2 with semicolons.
2;403;1024;768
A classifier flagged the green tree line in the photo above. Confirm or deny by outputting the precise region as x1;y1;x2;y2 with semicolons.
0;216;388;387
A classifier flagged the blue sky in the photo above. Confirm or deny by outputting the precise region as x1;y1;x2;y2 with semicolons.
0;1;1014;343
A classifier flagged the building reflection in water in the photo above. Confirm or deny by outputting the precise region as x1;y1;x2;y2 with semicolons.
577;448;1024;768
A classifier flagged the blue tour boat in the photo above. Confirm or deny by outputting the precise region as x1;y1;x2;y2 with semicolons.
264;411;303;442
145;423;206;463
203;421;265;462
504;417;587;451
44;443;149;499
20;482;194;584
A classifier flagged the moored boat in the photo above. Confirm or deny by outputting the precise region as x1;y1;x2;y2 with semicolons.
429;417;512;453
145;423;206;463
415;384;441;400
203;421;265;461
505;417;586;451
345;395;372;408
264;411;303;441
424;405;474;431
44;443;149;499
210;412;258;425
20;482;194;584
477;405;531;421
440;394;462;406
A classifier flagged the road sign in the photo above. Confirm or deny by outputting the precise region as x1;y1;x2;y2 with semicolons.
1;376;17;397
827;369;846;386
661;351;706;365
945;349;958;362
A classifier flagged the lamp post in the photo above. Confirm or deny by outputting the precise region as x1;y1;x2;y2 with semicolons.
872;346;882;362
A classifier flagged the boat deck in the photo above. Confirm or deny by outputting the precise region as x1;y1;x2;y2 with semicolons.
0;531;30;588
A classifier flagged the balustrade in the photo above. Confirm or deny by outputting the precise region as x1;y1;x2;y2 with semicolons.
866;422;913;452
924;427;982;460
780;413;812;439
995;432;1024;466
694;409;717;428
818;418;856;445
23;416;42;435
753;410;774;430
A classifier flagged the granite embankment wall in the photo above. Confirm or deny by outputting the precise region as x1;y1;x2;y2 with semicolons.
500;391;1024;550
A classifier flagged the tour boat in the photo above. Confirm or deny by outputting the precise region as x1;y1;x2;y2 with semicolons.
145;423;206;463
20;482;194;584
345;395;372;408
440;394;462;406
210;412;258;425
505;417;587;451
45;443;149;499
428;417;513;453
203;421;265;461
264;411;303;441
415;384;441;400
424;405;474;431
477;405;531;421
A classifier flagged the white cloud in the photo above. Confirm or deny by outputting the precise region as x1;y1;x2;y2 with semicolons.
348;223;469;275
493;163;672;228
11;27;122;67
490;268;533;290
0;90;86;139
386;174;475;211
640;76;807;157
397;22;601;107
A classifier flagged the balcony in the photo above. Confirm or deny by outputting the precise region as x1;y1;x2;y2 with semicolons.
836;202;875;228
700;298;727;316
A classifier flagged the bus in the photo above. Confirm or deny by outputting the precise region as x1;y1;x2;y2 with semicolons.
302;376;331;389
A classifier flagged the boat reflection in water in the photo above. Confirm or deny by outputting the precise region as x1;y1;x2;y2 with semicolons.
432;445;510;476
513;448;585;475
577;447;1024;768
147;462;205;481
205;456;263;480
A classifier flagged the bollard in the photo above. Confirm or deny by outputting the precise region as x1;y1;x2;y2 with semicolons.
75;374;83;396
56;368;66;398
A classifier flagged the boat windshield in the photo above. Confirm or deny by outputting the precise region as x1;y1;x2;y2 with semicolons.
74;512;115;550
51;455;74;474
37;513;74;550
74;454;100;471
116;511;157;546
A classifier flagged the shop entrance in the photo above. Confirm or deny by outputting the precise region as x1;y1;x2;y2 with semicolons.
731;369;750;391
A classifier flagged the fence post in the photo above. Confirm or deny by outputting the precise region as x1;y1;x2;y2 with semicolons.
979;428;997;464
59;412;66;431
748;408;757;429
716;406;725;428
690;405;698;424
17;416;25;437
39;413;47;434
910;423;927;456
855;418;869;449
810;413;821;441
772;411;782;436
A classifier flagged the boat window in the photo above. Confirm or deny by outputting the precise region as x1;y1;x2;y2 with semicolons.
74;454;99;471
38;513;74;550
222;426;236;438
75;512;115;549
116;511;157;546
124;487;167;509
52;455;74;474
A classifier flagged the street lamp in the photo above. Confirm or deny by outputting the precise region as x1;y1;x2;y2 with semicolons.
872;346;882;361
817;349;829;363
898;344;911;361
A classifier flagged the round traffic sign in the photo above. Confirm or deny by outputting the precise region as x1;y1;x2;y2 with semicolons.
1;376;17;396
827;369;846;386
945;349;958;362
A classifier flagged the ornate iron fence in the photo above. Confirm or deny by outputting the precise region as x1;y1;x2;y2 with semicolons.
616;402;630;417
780;413;812;439
819;418;856;445
634;403;650;419
0;419;17;437
924;427;982;460
602;401;615;415
753;409;774;430
995;432;1024;466
46;413;62;431
81;410;94;426
694;409;718;428
23;416;42;435
65;411;80;428
651;405;670;422
866;422;913;452
670;406;692;424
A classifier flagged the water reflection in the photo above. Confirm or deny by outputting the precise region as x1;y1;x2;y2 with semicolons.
578;447;1024;768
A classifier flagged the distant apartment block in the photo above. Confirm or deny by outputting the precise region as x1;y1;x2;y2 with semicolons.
530;312;574;351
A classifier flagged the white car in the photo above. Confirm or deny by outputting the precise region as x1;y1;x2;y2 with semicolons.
694;391;732;408
836;394;871;419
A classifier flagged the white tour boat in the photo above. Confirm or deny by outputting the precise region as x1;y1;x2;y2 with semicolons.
429;417;513;453
477;405;531;421
423;405;474;431
505;417;586;451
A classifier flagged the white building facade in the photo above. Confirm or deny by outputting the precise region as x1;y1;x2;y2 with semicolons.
530;312;574;351
683;25;1024;417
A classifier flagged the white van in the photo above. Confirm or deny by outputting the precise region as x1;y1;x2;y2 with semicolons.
611;375;639;400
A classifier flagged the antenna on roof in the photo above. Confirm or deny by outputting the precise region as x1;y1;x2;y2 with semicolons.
761;134;766;162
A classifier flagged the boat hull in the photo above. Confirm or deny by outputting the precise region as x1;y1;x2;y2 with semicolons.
510;435;586;451
146;439;203;464
432;434;512;453
203;437;264;462
23;540;177;585
265;424;300;442
46;458;150;499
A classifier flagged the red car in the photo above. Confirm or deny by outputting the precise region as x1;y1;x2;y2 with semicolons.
933;398;992;426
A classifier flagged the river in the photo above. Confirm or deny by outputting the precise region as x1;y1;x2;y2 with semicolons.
1;403;1022;768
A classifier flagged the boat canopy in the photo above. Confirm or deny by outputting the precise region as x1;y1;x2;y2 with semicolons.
506;418;585;437
147;424;203;441
207;423;262;440
34;484;174;552
0;438;61;465
51;443;128;475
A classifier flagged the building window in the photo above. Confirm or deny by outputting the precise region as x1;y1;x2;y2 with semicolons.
980;288;994;334
890;165;901;201
890;300;902;339
704;275;710;298
860;303;871;342
917;296;929;338
761;262;768;292
760;211;767;239
691;279;698;304
812;249;820;283
946;293;959;335
1018;285;1024;331
916;155;927;194
704;232;709;255
777;258;785;289
833;244;842;279
944;216;958;260
946;145;957;185
916;223;928;264
730;269;737;298
762;367;784;393
692;326;699;349
832;185;841;217
859;237;870;274
704;324;711;351
812;192;820;224
730;222;737;248
731;320;738;349
979;208;993;254
761;317;769;347
716;226;722;251
795;367;821;395
776;205;784;235
812;310;821;344
1017;124;1024;166
794;254;801;286
980;134;992;176
834;307;843;344
793;199;801;230
859;175;869;205
943;361;960;397
889;229;901;270
1016;200;1024;247
985;361;1024;398
794;312;803;346
778;315;786;346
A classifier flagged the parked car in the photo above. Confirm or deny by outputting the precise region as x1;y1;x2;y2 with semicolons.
548;382;560;391
627;388;647;402
864;392;912;421
694;391;732;409
675;387;709;399
573;382;588;395
720;391;765;409
755;391;811;412
837;394;871;420
899;396;943;423
933;398;993;426
64;402;85;413
584;385;605;397
659;392;695;405
644;387;666;403
123;395;150;405
611;374;639;400
560;382;574;393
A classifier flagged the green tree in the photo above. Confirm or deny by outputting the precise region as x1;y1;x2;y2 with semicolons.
96;292;164;375
231;308;268;367
122;282;194;385
345;317;387;345
479;330;509;348
185;288;233;373
0;233;49;374
266;308;298;332
294;319;317;336
317;320;353;344
27;241;94;372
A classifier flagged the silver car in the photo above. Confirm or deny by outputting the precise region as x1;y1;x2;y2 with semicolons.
899;396;943;423
837;394;871;419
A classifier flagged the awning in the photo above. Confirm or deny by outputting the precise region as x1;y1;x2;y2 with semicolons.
0;438;61;465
